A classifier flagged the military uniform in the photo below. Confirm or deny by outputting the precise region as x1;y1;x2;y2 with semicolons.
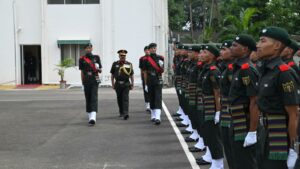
229;34;259;169
139;47;150;110
111;57;134;120
219;40;236;169
144;43;164;125
257;27;299;169
79;44;102;125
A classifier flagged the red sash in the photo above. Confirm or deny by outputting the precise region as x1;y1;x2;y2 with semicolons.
82;56;98;73
146;56;163;73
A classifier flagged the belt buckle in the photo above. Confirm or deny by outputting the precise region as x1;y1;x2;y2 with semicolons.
118;81;124;84
87;72;92;76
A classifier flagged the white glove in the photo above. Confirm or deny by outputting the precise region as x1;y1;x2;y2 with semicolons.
287;148;298;169
158;60;164;67
81;85;84;91
179;89;182;95
214;111;220;124
95;63;99;69
145;85;148;93
243;131;257;147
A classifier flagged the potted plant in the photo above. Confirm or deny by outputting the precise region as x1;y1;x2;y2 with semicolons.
55;58;74;89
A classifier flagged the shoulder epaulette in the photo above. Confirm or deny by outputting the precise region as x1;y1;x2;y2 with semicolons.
197;61;203;66
228;63;233;70
279;64;290;72
210;65;217;70
288;61;295;67
241;63;250;70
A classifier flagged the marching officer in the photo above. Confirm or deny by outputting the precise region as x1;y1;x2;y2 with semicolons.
229;34;260;169
110;49;134;120
257;26;299;169
139;46;151;112
143;43;164;125
219;40;236;169
79;43;102;126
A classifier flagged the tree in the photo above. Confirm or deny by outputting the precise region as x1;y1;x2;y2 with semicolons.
168;0;186;31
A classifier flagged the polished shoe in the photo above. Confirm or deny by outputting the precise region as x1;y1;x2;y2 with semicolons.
123;115;129;120
146;109;151;113
172;113;181;117
181;129;193;134
176;123;188;127
154;119;161;125
175;117;183;121
88;119;95;126
151;118;156;122
189;147;206;152
196;157;211;165
119;114;124;118
185;137;198;142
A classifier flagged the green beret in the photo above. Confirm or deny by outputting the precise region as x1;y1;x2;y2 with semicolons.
84;43;93;49
144;46;149;50
192;46;201;52
288;40;299;54
187;46;193;51
234;34;256;51
220;40;233;49
148;43;157;49
259;26;291;46
204;44;220;57
183;45;189;50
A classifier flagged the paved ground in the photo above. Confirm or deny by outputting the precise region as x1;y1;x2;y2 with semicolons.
0;87;228;169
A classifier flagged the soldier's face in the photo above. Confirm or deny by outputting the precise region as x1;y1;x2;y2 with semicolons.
144;49;150;55
149;47;156;53
85;46;93;53
119;53;126;60
202;50;214;63
250;51;259;62
257;36;282;59
220;48;232;61
280;47;293;58
230;42;247;58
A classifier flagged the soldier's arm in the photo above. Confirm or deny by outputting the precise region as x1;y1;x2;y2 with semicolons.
111;74;115;89
143;71;148;85
213;88;221;111
285;105;298;146
249;96;259;131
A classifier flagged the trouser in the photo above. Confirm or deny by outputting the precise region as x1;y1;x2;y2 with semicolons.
83;81;99;113
202;121;224;159
115;83;130;116
142;79;150;103
221;126;236;169
148;84;162;109
189;104;199;129
232;140;258;169
256;123;265;169
259;126;288;169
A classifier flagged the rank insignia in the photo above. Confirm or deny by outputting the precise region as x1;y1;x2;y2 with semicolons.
282;81;294;93
242;76;250;86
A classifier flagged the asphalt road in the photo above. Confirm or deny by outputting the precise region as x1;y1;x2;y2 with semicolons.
0;88;227;169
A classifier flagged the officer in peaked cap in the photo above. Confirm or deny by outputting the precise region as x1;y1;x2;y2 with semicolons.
111;49;134;120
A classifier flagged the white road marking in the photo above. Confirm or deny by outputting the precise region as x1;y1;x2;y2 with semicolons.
162;101;200;169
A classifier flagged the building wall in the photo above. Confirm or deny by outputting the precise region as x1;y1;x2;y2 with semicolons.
0;0;169;85
0;0;17;84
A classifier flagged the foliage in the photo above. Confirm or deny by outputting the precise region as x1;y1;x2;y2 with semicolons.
168;0;186;31
55;58;74;82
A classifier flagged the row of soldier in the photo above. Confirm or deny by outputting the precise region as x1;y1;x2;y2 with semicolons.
172;26;300;169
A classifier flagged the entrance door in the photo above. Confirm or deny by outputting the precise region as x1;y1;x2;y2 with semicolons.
20;45;42;84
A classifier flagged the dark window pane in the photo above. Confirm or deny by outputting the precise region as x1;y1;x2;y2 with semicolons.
48;0;64;4
66;0;82;4
84;0;99;4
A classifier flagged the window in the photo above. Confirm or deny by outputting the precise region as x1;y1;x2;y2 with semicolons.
66;0;82;4
48;0;64;4
84;0;100;4
61;44;85;66
48;0;100;4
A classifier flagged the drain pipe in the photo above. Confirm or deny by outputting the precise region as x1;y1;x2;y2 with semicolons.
12;0;18;85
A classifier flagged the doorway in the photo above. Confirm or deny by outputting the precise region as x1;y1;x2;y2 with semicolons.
20;45;42;84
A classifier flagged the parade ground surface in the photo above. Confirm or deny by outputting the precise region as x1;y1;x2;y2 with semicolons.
0;87;228;169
